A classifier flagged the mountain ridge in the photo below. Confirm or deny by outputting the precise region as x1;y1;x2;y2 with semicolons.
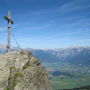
28;47;90;65
0;46;90;65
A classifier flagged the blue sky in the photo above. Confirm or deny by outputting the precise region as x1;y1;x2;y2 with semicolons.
0;0;90;49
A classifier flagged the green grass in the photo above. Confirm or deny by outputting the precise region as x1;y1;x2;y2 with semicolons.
43;62;90;90
23;61;30;69
3;71;23;90
50;74;90;90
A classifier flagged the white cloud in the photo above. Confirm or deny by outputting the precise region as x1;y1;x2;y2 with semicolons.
59;0;90;13
77;39;90;42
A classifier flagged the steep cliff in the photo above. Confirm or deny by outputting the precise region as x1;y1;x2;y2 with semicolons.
0;50;51;90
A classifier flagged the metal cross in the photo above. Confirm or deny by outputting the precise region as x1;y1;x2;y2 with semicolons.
4;11;14;52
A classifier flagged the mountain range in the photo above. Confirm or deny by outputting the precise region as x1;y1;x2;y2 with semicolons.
0;46;90;65
28;47;90;65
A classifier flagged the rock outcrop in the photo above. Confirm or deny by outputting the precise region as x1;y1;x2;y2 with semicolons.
0;50;51;90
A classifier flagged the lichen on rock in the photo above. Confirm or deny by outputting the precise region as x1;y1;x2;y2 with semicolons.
0;50;51;90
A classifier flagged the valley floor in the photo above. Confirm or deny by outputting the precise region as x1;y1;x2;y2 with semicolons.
43;62;90;90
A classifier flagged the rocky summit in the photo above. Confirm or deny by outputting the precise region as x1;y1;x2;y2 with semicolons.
0;50;51;90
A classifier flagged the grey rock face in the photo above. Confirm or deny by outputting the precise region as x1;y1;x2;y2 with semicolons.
0;51;51;90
